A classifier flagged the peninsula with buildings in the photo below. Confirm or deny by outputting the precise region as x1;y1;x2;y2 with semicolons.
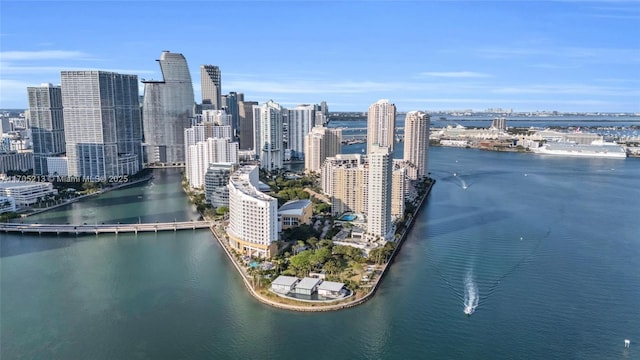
1;51;434;310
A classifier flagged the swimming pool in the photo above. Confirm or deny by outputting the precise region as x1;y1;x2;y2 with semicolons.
339;214;356;221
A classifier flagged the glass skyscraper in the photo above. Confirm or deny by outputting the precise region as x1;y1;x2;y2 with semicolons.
27;83;65;175
61;71;142;178
142;51;195;165
200;64;221;110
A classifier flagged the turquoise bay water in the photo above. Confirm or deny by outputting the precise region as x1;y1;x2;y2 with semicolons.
1;152;639;359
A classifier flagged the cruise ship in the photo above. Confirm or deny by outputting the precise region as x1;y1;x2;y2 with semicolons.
532;141;627;159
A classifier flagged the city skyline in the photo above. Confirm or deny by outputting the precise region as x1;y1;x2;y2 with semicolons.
1;1;639;112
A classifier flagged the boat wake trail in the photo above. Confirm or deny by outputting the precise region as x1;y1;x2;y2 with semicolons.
463;271;479;316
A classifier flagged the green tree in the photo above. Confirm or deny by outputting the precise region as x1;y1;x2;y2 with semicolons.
307;237;319;249
289;251;313;277
310;247;331;266
215;206;229;215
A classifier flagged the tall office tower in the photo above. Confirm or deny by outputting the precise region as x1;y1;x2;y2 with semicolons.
367;99;396;155
254;100;283;171
223;92;240;138
142;51;195;165
237;100;258;150
61;71;142;178
27;83;65;175
287;104;317;160
201;65;221;109
367;145;393;241
403;110;430;179
304;126;342;173
227;165;279;258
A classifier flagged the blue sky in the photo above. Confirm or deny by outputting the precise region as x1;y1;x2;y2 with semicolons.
1;0;639;112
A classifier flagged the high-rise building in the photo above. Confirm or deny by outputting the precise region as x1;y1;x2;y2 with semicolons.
403;111;430;179
27;83;65;175
227;165;279;258
201;65;221;109
184;124;238;189
287;104;316;160
367;145;393;241
321;154;368;216
201;109;231;126
61;71;142;178
223;92;240;139
204;162;237;208
237;100;258;150
391;167;406;219
491;117;507;130
304;126;342;173
321;153;404;219
142;51;195;165
254;100;283;171
367;99;396;154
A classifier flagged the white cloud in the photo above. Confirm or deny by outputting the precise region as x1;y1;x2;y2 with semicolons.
476;46;640;64
0;50;95;61
420;71;491;78
0;79;33;108
225;79;424;95
0;62;156;75
491;84;640;97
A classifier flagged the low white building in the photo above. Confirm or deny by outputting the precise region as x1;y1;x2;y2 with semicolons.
270;275;299;294
318;281;346;298
294;277;321;295
0;181;57;208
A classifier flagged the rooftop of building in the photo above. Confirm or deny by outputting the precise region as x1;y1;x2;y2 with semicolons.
229;165;275;202
297;277;322;290
0;181;52;189
318;281;345;292
278;199;312;216
271;275;299;287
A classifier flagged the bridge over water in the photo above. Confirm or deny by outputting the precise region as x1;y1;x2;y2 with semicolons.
0;221;212;235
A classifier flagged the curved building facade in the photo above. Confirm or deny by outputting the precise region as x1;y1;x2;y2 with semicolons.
142;51;195;165
227;165;278;258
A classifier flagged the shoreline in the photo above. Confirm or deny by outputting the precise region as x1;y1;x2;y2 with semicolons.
207;180;435;312
19;175;154;218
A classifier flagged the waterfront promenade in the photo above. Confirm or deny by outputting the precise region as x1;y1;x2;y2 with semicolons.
0;221;212;235
208;180;435;312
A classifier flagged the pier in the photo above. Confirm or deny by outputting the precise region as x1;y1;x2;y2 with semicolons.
0;221;212;235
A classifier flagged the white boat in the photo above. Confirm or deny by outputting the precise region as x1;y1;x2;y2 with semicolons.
464;305;473;315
